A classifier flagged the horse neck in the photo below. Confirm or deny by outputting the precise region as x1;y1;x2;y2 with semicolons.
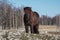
30;12;34;17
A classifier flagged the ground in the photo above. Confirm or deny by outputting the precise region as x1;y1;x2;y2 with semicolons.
0;25;60;40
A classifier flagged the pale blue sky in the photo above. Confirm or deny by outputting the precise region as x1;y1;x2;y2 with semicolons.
8;0;60;17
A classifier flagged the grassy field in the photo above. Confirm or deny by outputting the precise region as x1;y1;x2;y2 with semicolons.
0;30;60;40
0;25;60;40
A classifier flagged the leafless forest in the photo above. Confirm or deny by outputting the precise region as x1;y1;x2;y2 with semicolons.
0;0;24;29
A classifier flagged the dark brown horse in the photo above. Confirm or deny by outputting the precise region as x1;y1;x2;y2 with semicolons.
24;7;40;34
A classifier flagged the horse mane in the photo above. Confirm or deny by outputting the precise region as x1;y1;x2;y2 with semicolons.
33;11;39;17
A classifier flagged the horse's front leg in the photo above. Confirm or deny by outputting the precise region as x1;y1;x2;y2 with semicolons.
25;25;29;33
30;25;34;34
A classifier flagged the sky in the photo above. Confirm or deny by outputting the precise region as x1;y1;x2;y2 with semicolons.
8;0;60;17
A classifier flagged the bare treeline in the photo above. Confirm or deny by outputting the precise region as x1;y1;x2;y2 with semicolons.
40;15;60;27
0;1;24;29
0;0;60;30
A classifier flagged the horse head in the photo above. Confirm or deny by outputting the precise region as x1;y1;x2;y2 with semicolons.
24;7;32;14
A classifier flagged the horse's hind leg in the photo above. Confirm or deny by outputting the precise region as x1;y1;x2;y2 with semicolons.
33;24;39;34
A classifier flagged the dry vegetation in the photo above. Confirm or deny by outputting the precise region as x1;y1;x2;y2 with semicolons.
0;25;60;40
0;29;60;40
